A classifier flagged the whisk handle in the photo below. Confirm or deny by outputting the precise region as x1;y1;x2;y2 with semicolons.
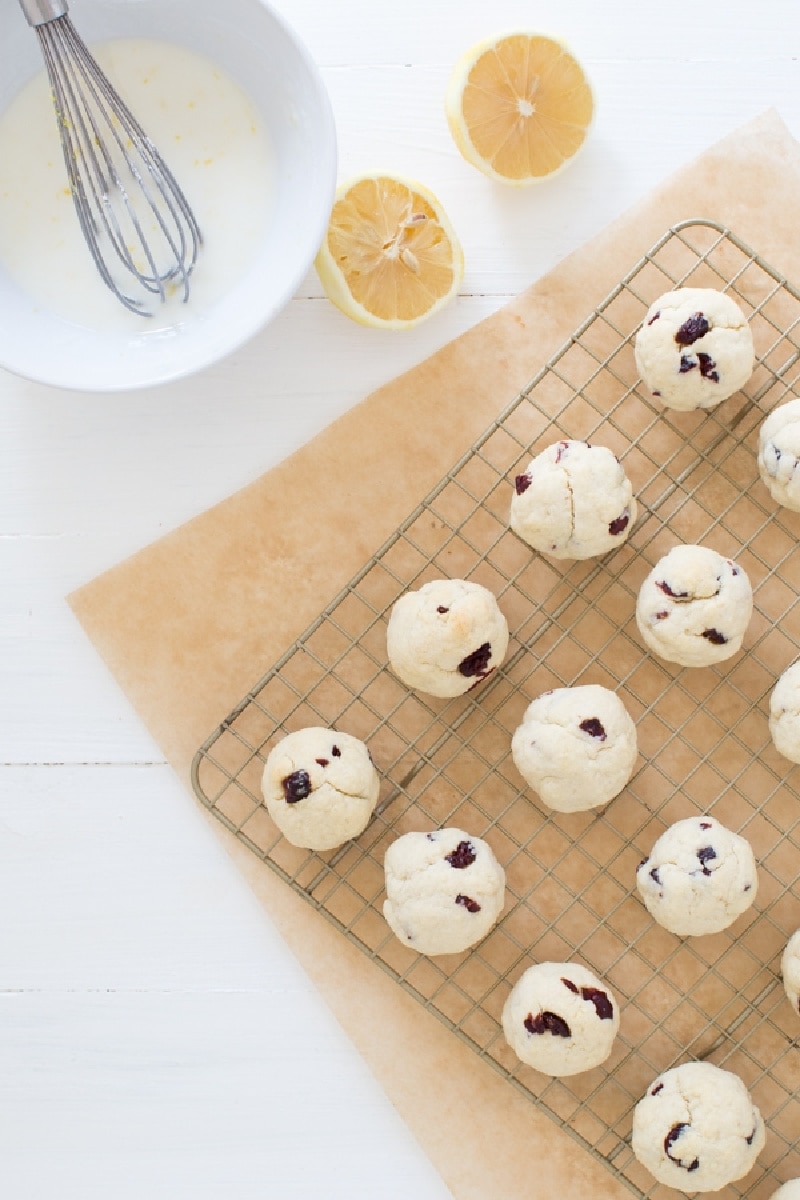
18;0;68;26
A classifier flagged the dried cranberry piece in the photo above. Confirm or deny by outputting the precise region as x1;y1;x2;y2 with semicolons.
652;390;662;397
664;1123;699;1172
282;769;312;804
655;610;669;620
561;977;579;994
674;312;710;346
458;642;492;678
649;866;662;886
515;473;532;495
638;858;648;869
697;845;717;875
651;1082;664;1096
555;441;570;464
331;745;341;757
697;352;719;382
315;758;329;768
702;628;727;645
524;1011;571;1038
745;1126;758;1146
581;987;614;1020
445;840;476;869
699;821;712;829
436;605;449;613
656;579;688;599
579;717;607;740
647;311;661;325
679;355;697;373
455;893;481;913
609;511;630;536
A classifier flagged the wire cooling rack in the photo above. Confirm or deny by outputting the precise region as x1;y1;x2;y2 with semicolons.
192;220;800;1199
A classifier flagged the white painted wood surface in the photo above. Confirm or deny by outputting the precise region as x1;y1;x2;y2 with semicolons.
1;1;799;1194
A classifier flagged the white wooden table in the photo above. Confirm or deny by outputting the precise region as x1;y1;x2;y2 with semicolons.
1;2;798;1195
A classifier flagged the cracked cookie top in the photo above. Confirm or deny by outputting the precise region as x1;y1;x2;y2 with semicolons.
509;439;637;561
261;726;380;851
636;543;753;668
632;1061;765;1191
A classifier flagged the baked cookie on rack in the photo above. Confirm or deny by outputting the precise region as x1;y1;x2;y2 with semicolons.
758;397;800;511
769;660;800;763
635;815;757;936
261;727;380;851
781;929;800;1018
382;827;505;956
632;1061;765;1192
386;577;509;698
634;286;754;411
635;544;753;668
509;439;636;560
510;684;638;812
501;961;619;1076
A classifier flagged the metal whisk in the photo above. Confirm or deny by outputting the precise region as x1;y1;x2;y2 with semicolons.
19;0;202;316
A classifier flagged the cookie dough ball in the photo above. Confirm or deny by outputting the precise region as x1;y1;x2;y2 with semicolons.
510;684;637;813
386;578;509;698
636;815;757;936
261;727;379;851
632;1062;765;1192
769;661;800;763
501;961;619;1077
758;398;800;511
382;827;505;956
781;929;800;1018
635;287;754;411
510;440;636;560
770;1182;800;1199
636;544;753;668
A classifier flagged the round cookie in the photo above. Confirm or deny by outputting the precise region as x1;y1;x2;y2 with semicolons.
634;286;754;411
636;815;757;936
510;439;636;560
769;661;800;763
386;578;509;698
510;684;638;813
636;544;753;668
770;1182;800;1200
758;397;800;511
261;727;380;852
501;961;619;1077
781;929;800;1019
632;1061;765;1192
382;827;505;956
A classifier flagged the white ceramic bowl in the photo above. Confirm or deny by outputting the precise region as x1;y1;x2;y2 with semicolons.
0;0;337;391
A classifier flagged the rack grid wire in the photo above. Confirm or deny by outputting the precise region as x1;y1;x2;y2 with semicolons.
192;220;800;1200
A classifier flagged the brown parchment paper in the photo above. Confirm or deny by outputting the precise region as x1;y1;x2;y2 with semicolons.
70;111;800;1199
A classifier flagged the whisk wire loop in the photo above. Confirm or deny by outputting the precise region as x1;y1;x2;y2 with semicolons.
27;7;201;315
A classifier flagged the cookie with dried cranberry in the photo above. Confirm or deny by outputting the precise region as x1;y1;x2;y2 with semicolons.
769;660;800;763
758;397;800;511
635;287;754;411
261;727;379;851
510;684;638;813
635;544;752;668
636;815;757;936
632;1062;765;1192
501;961;619;1076
386;578;509;698
781;929;800;1019
382;827;505;956
509;440;636;560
